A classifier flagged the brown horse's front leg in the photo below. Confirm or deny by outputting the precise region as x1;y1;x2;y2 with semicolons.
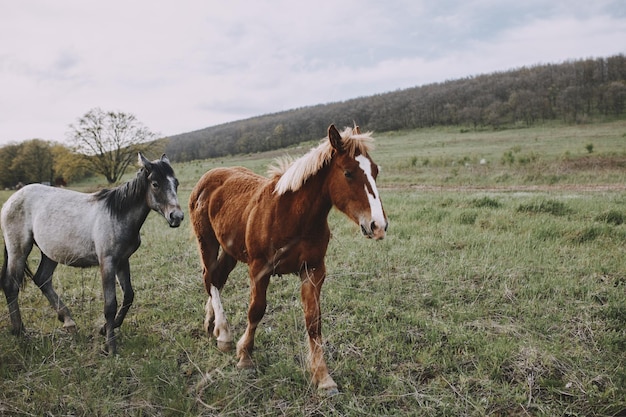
236;261;271;369
300;264;338;395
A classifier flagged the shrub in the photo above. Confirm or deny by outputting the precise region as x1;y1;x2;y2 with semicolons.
596;210;624;225
458;211;478;225
517;199;571;216
471;196;502;208
569;225;605;244
501;151;515;165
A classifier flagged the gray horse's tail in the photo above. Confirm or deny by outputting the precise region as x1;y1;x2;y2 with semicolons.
0;246;6;292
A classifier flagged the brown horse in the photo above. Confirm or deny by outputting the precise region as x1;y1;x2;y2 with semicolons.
189;124;388;394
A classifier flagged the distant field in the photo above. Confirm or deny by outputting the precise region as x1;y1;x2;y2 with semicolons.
375;120;626;188
1;121;625;416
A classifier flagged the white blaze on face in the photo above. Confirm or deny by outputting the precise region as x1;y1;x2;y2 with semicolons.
166;176;179;205
355;155;386;228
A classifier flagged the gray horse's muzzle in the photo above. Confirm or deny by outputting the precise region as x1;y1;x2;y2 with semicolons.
168;209;184;227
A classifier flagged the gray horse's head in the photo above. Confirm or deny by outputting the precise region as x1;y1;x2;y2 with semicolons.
139;153;184;227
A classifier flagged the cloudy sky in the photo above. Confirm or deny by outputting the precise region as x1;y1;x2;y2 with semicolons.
1;0;625;146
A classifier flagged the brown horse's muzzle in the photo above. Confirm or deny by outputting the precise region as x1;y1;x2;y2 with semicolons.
360;219;388;240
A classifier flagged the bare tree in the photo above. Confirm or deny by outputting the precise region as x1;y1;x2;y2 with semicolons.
69;108;156;183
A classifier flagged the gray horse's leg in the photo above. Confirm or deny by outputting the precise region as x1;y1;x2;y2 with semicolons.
2;248;29;335
98;259;134;337
112;259;134;329
2;269;25;335
99;257;118;354
31;253;76;331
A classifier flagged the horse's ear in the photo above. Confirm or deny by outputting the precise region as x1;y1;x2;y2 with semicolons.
138;153;153;171
160;154;171;165
354;125;361;135
328;124;344;153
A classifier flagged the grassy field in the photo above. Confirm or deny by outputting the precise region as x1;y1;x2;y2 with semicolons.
1;121;625;416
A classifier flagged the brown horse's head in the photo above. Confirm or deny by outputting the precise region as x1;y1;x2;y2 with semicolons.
326;125;388;240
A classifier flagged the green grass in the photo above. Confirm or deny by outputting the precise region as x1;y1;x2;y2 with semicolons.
378;121;626;188
1;121;626;416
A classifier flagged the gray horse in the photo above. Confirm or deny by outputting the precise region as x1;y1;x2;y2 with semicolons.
1;153;184;354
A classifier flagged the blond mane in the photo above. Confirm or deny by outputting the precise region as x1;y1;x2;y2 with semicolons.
270;126;374;195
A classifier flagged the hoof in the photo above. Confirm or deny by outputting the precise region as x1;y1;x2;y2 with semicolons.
236;356;254;369
63;321;77;333
64;325;77;333
101;345;118;357
103;343;117;356
217;340;233;352
317;376;338;396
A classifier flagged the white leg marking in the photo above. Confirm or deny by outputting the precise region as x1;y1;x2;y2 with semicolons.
210;286;233;349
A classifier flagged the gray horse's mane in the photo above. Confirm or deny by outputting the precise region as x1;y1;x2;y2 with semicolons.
93;161;174;217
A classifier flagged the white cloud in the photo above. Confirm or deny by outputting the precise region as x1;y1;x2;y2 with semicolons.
0;0;624;145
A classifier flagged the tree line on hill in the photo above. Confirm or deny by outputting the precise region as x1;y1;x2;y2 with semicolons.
163;54;626;162
1;55;625;188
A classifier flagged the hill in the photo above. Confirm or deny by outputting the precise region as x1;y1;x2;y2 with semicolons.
163;54;626;162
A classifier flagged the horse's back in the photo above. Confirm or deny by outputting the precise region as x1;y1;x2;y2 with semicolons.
189;167;272;261
190;167;269;212
2;184;58;228
2;184;91;223
1;184;99;266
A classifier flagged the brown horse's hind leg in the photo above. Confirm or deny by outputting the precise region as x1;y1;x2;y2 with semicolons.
206;284;233;352
236;260;272;369
300;264;338;394
196;231;235;351
32;254;76;332
210;251;236;351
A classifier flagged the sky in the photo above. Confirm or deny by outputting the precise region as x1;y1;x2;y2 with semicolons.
1;0;625;146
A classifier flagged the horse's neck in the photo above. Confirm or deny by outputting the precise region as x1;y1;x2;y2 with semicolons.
284;166;333;223
126;204;151;231
108;179;152;232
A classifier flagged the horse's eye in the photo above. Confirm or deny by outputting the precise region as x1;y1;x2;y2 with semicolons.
151;181;159;188
344;170;353;179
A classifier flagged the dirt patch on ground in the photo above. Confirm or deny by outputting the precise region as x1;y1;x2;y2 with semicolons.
383;184;626;193
557;155;626;173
